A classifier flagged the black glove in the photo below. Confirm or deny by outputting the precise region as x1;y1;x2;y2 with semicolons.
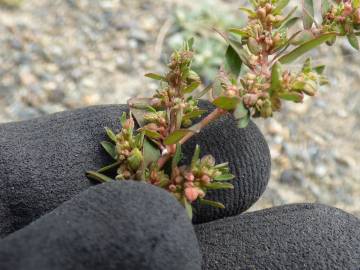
0;100;270;237
0;181;202;270
195;203;360;269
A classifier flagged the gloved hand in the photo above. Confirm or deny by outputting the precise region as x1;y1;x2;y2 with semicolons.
0;100;271;237
196;203;360;269
0;180;202;270
1;102;359;270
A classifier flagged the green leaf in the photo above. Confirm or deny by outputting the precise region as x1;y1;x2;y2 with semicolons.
277;7;298;29
182;81;200;94
279;16;300;30
128;97;153;127
206;182;234;190
353;0;360;9
194;83;213;99
233;101;250;129
104;127;117;143
278;92;304;102
142;129;162;139
347;34;359;50
302;58;312;73
213;162;229;169
183;197;193;220
313;65;326;74
187;37;194;50
279;33;336;64
147;106;157;113
134;132;145;149
120;112;127;126
172;143;182;169
144;73;166;81
142;139;160;169
214;174;235;181
273;0;290;15
290;30;314;45
270;62;282;95
183;109;207;121
225;45;243;78
228;38;251;68
97;161;121;173
239;7;256;17
101;141;117;160
228;28;249;38
86;171;114;183
212;96;239;110
164;129;193;145
303;0;314;29
248;0;258;8
199;198;225;209
191;144;201;168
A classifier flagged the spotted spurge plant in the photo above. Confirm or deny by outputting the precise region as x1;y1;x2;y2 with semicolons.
86;0;360;219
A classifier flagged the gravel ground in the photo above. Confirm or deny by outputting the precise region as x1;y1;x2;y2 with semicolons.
0;0;359;217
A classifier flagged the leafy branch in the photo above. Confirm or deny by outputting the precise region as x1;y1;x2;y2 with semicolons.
87;0;360;219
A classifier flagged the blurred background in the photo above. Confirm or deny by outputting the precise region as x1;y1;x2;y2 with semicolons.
0;0;359;216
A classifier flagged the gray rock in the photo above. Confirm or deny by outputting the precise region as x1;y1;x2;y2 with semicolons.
0;181;201;270
279;169;305;186
196;203;360;270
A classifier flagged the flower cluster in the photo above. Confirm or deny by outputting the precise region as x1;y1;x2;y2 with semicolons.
321;0;360;47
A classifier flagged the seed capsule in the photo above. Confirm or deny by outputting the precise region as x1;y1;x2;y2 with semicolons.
175;176;184;184
260;99;273;118
266;14;276;24
169;184;177;192
201;155;216;166
257;7;267;20
265;3;272;13
128;148;143;171
201;174;211;184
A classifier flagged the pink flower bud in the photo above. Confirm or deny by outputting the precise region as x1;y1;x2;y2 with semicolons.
184;172;195;182
123;118;134;129
343;3;353;17
243;94;259;107
185;187;200;202
175;176;184;184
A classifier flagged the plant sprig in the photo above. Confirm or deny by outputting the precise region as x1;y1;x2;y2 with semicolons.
87;0;360;219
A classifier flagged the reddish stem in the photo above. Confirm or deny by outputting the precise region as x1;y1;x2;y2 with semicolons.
157;108;227;169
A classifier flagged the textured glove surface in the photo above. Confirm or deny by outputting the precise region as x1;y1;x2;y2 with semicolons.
0;101;270;237
195;203;360;270
0;181;201;270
